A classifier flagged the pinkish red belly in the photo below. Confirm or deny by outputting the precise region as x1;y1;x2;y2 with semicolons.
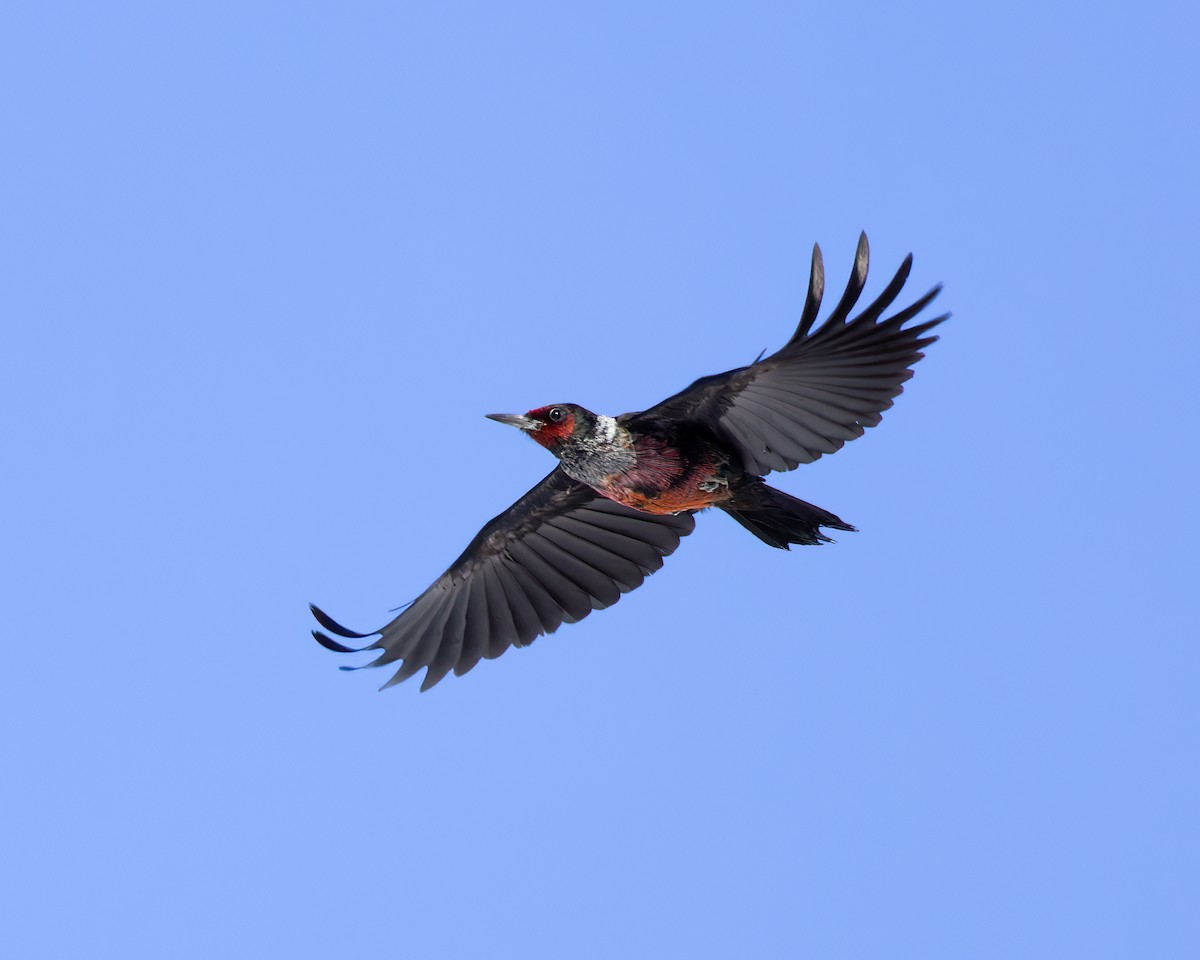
594;437;732;514
597;477;731;514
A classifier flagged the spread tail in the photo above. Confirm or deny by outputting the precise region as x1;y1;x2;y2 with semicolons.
721;480;855;549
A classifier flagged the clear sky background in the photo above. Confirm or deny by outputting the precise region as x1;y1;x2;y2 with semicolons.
3;2;1197;957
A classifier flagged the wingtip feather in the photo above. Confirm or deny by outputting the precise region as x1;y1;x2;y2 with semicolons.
313;629;369;654
309;603;376;639
790;243;826;344
822;233;872;327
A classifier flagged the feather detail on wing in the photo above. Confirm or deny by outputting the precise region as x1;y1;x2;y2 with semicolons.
632;233;947;475
310;468;695;690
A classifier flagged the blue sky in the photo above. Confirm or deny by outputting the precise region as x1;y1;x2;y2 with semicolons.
3;2;1197;957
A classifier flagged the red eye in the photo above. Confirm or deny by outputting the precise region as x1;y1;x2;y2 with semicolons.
548;407;565;423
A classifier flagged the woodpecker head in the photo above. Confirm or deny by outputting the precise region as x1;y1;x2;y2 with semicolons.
486;404;599;453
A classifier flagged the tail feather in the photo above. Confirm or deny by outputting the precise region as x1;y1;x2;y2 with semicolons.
721;481;855;550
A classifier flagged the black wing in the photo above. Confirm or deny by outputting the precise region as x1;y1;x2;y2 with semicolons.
310;468;695;691
631;233;947;475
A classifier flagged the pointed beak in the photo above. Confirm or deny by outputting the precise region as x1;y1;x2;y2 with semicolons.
486;412;539;432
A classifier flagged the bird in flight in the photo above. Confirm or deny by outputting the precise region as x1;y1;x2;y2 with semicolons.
311;233;946;691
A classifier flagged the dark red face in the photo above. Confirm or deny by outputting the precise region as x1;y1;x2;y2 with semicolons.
526;405;577;450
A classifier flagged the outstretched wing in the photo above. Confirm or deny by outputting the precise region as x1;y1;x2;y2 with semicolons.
311;468;695;691
631;233;947;475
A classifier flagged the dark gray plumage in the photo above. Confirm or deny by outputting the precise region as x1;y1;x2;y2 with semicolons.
312;469;695;691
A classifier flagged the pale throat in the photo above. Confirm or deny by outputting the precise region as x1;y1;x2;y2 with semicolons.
556;413;637;487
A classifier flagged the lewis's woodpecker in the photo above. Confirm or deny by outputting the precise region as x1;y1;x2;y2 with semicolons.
311;233;946;690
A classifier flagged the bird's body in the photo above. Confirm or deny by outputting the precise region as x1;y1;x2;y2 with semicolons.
312;233;947;690
520;406;737;515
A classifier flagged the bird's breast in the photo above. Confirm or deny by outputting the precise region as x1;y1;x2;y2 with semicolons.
593;436;734;515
